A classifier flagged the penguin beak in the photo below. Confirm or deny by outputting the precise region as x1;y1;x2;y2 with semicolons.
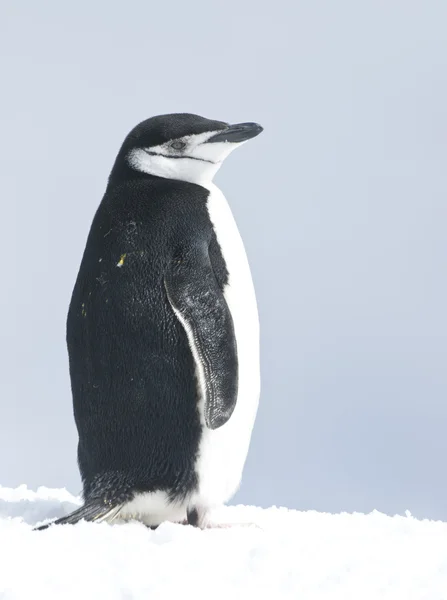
206;122;264;144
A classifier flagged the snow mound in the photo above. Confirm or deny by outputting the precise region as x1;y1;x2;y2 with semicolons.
1;485;446;599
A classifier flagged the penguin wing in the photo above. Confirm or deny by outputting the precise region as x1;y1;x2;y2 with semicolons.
164;242;238;430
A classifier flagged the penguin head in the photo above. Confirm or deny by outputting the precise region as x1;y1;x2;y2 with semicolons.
114;113;263;185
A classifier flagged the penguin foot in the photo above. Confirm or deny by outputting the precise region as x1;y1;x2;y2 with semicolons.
186;507;209;529
186;508;262;531
205;522;263;530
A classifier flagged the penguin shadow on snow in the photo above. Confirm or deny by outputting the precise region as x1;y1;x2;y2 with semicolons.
32;506;263;531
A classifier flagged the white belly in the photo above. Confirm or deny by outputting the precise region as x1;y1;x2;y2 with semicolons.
191;182;261;509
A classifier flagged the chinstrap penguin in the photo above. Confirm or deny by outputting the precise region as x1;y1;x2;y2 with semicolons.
35;113;263;531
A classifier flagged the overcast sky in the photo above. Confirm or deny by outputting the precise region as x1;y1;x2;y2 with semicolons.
1;0;446;520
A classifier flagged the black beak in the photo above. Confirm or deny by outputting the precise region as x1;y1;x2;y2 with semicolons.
206;122;264;144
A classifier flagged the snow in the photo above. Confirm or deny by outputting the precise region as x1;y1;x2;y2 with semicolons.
1;485;446;599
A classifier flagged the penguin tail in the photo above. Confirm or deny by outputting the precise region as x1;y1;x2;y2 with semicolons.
33;499;124;531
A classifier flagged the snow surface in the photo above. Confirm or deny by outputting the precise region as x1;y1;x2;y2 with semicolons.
1;485;446;599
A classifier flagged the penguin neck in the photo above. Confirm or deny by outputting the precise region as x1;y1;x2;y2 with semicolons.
107;148;149;188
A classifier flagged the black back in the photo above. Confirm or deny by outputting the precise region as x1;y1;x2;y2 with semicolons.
67;173;228;503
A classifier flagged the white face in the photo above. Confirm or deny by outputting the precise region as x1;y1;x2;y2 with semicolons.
127;131;245;185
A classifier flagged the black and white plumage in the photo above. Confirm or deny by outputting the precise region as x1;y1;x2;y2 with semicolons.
36;113;263;531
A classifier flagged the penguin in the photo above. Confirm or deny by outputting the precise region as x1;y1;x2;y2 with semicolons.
35;113;263;531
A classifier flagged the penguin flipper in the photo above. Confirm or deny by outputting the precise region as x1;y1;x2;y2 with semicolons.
164;241;238;430
33;500;123;531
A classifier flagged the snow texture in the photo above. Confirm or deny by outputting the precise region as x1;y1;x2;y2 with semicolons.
1;485;446;599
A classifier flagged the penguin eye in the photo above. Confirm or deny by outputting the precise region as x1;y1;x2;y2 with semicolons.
170;141;186;151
